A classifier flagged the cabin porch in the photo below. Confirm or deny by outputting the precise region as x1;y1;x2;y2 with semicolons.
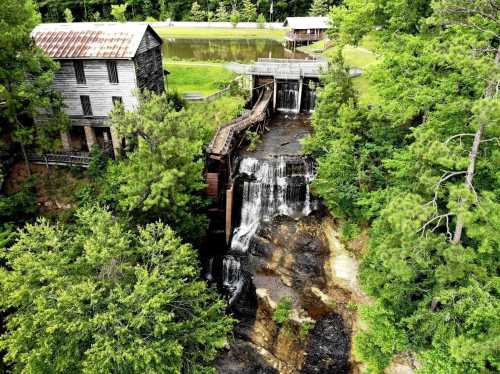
60;123;121;158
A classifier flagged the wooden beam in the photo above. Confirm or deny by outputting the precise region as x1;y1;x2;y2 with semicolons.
225;186;234;244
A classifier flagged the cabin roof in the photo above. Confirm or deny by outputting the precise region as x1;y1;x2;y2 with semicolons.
283;17;329;30
31;22;162;60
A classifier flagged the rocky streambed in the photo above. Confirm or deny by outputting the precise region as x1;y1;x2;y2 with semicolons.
216;213;366;374
214;115;369;373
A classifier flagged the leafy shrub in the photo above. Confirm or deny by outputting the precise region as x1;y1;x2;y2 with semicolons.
74;185;96;207
257;14;266;28
272;296;293;325
0;224;15;249
86;145;109;180
299;321;314;340
165;90;186;111
246;130;261;152
230;11;240;27
0;179;38;223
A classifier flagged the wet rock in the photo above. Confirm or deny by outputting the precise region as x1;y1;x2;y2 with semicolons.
323;220;363;300
216;339;279;374
302;313;350;374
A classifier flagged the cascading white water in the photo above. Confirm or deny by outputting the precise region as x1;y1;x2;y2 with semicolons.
276;82;300;112
222;255;243;301
223;156;315;303
306;89;317;113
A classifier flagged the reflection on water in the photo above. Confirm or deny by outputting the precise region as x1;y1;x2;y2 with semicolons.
163;38;308;62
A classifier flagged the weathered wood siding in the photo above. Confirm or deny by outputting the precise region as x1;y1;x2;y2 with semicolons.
134;27;164;93
137;29;161;54
134;46;164;94
52;59;139;119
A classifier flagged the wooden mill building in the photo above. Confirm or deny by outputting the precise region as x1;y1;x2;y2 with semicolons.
31;22;165;157
284;17;329;48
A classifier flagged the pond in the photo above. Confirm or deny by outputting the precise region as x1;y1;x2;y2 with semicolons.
162;38;309;63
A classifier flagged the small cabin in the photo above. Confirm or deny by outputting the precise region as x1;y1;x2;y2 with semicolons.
284;17;329;48
31;22;165;157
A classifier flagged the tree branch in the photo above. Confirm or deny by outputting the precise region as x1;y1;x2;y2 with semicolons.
452;45;500;244
417;213;454;240
444;133;476;145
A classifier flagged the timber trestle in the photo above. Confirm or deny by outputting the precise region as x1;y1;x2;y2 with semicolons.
205;85;273;243
207;87;273;158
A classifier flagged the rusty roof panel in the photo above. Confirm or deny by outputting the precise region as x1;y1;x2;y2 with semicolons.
31;23;153;59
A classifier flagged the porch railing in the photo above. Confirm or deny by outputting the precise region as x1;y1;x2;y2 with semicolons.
28;151;92;168
286;32;324;42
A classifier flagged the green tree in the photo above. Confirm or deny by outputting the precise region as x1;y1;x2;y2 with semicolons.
0;0;67;175
111;3;127;22
309;0;330;16
256;13;266;27
230;10;240;27
189;1;206;21
241;0;257;21
214;3;230;21
63;7;73;22
312;0;500;372
0;205;234;373
106;92;210;242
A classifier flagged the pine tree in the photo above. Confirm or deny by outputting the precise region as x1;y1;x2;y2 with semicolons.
214;3;229;22
0;206;234;373
189;1;206;21
106;91;210;242
63;8;73;22
312;0;500;372
309;0;330;16
241;0;257;22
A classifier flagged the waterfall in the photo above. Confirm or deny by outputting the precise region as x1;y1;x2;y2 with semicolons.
277;82;299;112
302;83;317;113
306;89;316;113
223;156;315;303
223;255;244;303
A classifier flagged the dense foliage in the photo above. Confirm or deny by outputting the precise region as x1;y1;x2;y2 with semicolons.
0;0;67;172
35;0;340;23
0;206;233;373
100;92;211;243
308;0;499;372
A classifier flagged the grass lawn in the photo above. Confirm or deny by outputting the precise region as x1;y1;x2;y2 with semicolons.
341;45;378;69
299;40;328;53
166;63;236;96
316;32;382;105
189;94;246;132
154;26;286;40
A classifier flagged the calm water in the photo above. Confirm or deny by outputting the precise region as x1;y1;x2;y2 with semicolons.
162;38;308;62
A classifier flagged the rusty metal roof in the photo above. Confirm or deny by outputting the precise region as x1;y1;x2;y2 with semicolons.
31;22;160;59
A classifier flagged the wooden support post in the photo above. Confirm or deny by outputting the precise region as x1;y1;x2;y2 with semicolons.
225;185;234;244
297;78;303;114
110;126;121;158
60;131;71;151
84;126;97;151
273;79;277;110
251;75;255;103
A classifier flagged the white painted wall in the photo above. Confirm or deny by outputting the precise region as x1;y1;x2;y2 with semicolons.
53;59;138;117
152;21;286;29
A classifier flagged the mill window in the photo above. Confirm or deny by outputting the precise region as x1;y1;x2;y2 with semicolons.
80;95;93;116
107;61;119;83
74;61;86;84
112;96;123;106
